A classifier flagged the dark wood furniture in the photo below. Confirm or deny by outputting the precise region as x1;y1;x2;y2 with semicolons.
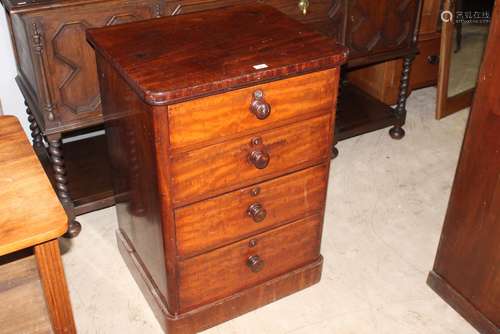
1;0;422;235
427;2;499;333
0;115;76;334
348;0;441;105
275;0;424;154
88;5;346;332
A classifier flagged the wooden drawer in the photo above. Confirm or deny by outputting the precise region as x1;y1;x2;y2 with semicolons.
167;69;336;150
175;164;328;257
177;215;322;311
171;114;332;205
410;37;440;89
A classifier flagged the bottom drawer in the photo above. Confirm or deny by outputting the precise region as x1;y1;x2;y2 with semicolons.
177;215;322;311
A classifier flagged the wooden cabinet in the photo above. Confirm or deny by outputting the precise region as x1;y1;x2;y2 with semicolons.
1;0;422;236
427;3;499;333
88;5;346;332
348;0;441;105
4;0;161;134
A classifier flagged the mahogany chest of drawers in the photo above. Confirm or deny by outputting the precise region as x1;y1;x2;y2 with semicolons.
88;5;346;332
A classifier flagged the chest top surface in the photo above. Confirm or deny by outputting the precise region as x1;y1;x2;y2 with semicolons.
87;4;347;105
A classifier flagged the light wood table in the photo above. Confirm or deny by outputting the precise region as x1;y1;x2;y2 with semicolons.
0;116;76;333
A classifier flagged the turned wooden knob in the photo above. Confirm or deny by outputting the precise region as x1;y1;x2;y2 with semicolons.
247;255;265;273
247;203;267;223
249;150;270;169
250;90;271;120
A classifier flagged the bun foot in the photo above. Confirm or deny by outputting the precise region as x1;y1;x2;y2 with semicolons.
389;126;405;140
63;220;82;238
332;146;339;159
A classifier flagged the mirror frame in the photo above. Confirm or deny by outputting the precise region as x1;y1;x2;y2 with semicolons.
436;0;475;119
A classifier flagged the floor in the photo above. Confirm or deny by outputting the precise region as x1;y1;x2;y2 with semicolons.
60;87;477;334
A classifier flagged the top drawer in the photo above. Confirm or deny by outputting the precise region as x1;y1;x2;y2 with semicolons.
167;69;337;150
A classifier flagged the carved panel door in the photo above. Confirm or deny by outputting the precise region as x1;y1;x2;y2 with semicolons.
32;0;160;130
346;0;419;59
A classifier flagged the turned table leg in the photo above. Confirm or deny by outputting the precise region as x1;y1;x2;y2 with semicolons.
35;239;76;333
47;134;82;238
389;55;414;140
25;102;43;148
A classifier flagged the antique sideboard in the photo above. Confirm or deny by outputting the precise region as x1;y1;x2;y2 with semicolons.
1;0;423;236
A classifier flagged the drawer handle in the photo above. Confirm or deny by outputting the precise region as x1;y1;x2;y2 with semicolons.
427;55;439;65
247;255;265;273
298;0;309;15
249;150;270;169
250;90;271;120
247;203;267;223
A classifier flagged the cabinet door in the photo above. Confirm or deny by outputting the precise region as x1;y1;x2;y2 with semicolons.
33;0;160;131
346;0;419;59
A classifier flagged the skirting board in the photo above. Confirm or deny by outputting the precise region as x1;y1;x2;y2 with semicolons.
117;228;323;334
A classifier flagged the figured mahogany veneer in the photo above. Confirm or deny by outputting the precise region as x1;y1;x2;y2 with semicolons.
171;114;332;204
167;70;336;150
89;5;345;333
87;7;346;104
178;215;322;312
175;164;328;257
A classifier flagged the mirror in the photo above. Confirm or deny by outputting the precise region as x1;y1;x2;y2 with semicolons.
436;0;492;119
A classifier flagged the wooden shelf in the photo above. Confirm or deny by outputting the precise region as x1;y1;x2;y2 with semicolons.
0;251;52;334
336;83;398;141
35;134;114;217
64;134;114;215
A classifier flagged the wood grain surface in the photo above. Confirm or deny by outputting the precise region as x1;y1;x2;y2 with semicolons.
167;69;336;150
35;240;76;334
177;215;322;312
175;164;328;257
117;227;323;333
170;114;332;205
87;4;347;105
0;116;67;256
